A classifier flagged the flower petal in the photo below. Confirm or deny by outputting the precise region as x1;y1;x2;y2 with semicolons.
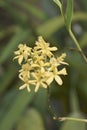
58;68;67;75
19;84;26;90
35;82;40;92
50;47;58;51
27;85;31;92
41;82;47;88
55;75;63;85
18;55;23;65
46;76;54;85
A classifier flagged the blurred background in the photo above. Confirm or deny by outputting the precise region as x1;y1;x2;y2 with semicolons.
0;0;87;130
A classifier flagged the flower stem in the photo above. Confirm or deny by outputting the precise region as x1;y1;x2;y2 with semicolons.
58;117;87;123
47;86;87;123
69;29;87;63
47;87;58;119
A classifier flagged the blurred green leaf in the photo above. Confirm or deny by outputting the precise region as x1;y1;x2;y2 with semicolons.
37;12;87;38
0;88;18;119
37;16;63;38
78;0;87;12
66;51;87;72
16;108;45;130
0;90;34;130
79;80;87;97
60;113;86;130
0;28;29;63
65;0;73;29
0;1;6;7
0;63;17;93
0;1;27;26
69;70;80;113
0;26;17;40
33;89;47;115
79;32;87;48
16;1;46;20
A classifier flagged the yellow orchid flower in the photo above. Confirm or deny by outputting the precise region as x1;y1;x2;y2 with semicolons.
14;36;68;92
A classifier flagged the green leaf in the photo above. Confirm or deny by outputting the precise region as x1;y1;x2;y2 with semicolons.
79;32;87;48
53;0;62;10
0;1;5;7
70;70;80;113
1;1;27;26
37;16;64;38
33;89;47;115
53;0;73;29
37;12;87;38
0;63;17;93
0;28;29;63
0;88;18;119
60;113;86;130
0;26;17;40
16;1;46;20
0;90;34;130
16;108;45;130
65;0;73;29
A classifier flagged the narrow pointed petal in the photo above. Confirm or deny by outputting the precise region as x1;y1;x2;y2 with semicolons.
58;68;67;75
55;75;63;85
50;47;58;51
27;85;31;92
46;76;54;85
18;55;23;65
41;82;47;88
19;84;26;90
35;82;40;92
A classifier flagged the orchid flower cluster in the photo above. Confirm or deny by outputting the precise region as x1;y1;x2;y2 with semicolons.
14;36;68;92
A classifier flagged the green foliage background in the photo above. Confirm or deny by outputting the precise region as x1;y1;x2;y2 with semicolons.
0;0;87;130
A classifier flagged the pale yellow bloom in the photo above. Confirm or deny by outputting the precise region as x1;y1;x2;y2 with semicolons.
19;80;35;92
14;36;68;92
46;67;67;85
19;82;30;92
32;71;47;92
31;49;44;64
19;63;31;81
34;36;57;57
57;53;69;65
14;44;32;65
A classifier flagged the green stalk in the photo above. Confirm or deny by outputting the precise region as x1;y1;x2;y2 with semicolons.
58;117;87;122
69;29;87;62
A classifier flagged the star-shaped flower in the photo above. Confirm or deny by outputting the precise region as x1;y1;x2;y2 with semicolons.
32;71;48;92
14;44;32;65
46;66;67;86
34;36;57;57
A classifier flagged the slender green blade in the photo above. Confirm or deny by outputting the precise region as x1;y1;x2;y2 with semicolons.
0;28;29;63
16;1;46;20
16;108;45;130
37;12;87;38
0;64;17;93
0;90;34;130
53;0;62;10
65;0;73;29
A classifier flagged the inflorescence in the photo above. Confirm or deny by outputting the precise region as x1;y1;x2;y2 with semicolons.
14;36;68;92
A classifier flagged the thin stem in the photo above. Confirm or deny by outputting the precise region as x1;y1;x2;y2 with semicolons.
69;29;87;63
58;117;87;123
47;87;87;123
47;87;58;119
